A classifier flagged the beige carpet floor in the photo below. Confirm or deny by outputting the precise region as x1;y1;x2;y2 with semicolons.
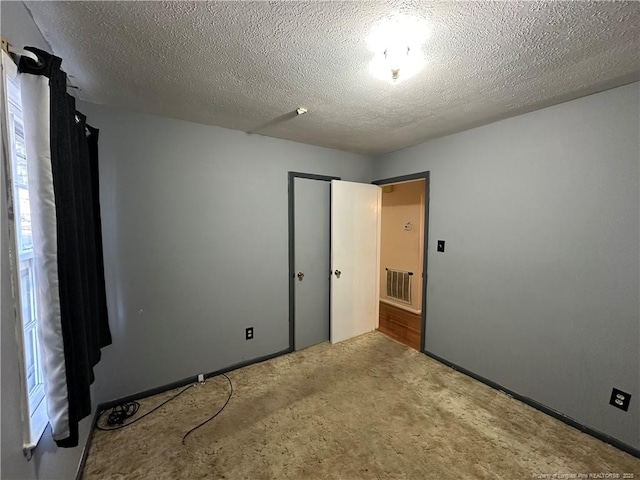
83;332;640;479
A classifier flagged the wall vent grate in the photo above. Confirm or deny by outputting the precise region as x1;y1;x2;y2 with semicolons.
386;268;412;304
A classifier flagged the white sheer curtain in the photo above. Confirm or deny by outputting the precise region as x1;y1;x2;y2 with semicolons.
19;58;70;443
1;49;69;449
3;45;111;451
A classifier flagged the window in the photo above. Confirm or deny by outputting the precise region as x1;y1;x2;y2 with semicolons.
2;54;48;451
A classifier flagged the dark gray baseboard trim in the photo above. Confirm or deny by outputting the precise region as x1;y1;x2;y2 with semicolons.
98;347;290;411
75;409;100;480
205;347;291;378
422;349;640;459
76;347;291;479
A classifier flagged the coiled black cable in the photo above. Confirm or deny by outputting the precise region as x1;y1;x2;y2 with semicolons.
95;373;233;442
103;401;139;426
96;384;195;431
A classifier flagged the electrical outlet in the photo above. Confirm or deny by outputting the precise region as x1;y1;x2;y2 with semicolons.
245;327;254;340
609;388;631;411
197;373;205;383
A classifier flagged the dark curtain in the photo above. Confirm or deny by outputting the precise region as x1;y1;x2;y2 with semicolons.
19;47;111;448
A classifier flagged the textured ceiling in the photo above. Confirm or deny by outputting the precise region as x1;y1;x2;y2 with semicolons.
23;1;640;156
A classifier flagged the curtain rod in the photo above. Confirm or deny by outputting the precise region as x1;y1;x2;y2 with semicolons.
0;36;80;91
0;36;39;62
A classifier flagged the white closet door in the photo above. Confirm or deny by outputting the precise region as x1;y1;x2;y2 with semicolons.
330;180;381;344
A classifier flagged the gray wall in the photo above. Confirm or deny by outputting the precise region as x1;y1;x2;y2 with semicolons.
77;101;373;404
2;3;637;478
373;82;640;449
1;2;94;480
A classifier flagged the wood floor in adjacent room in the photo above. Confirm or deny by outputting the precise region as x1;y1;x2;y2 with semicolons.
378;301;422;350
83;332;639;479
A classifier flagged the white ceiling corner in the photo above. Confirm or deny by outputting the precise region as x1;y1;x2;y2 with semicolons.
23;1;640;156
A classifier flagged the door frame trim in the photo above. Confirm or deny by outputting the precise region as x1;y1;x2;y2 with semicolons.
288;172;340;352
372;172;431;352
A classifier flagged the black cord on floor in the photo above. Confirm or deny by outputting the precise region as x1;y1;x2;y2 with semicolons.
96;384;195;431
182;373;233;444
95;373;233;441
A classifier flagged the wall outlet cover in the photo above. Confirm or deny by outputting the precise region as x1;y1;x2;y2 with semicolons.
609;388;631;411
245;327;254;340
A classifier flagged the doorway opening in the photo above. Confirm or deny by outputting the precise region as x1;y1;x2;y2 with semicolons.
374;174;429;351
288;171;427;354
289;174;381;352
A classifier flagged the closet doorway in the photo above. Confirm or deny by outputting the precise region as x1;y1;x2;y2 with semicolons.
374;174;429;351
288;173;381;351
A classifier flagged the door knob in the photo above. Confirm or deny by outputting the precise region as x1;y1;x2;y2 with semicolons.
334;269;341;278
297;272;304;281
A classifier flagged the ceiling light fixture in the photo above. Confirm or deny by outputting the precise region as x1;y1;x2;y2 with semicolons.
367;14;430;84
